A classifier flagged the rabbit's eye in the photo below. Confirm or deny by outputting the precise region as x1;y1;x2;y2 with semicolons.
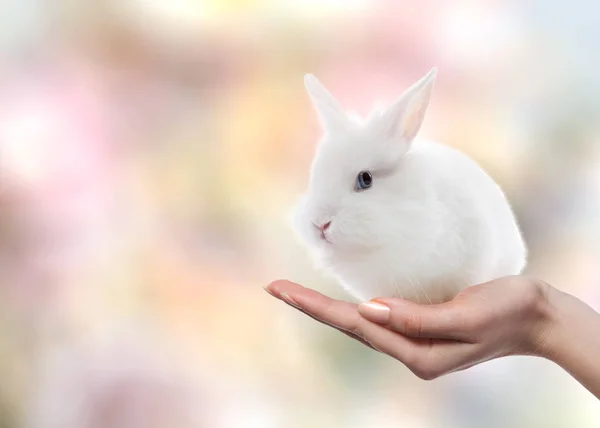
355;171;373;191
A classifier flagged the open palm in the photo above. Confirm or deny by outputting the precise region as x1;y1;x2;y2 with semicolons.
265;276;550;380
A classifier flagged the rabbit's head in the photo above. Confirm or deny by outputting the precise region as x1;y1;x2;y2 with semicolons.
293;68;437;259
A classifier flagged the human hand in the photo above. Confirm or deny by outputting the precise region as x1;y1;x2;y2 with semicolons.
264;276;553;380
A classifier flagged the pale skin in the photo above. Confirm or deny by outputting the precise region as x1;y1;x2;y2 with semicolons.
264;276;600;399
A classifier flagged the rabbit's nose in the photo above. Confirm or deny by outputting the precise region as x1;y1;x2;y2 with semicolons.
317;221;331;232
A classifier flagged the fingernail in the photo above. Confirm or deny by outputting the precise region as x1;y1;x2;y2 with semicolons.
280;292;301;309
263;285;276;297
358;301;390;324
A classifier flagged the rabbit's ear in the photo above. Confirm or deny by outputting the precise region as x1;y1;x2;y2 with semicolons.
379;68;437;145
304;74;348;132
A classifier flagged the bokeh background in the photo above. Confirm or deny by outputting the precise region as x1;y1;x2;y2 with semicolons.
0;0;599;427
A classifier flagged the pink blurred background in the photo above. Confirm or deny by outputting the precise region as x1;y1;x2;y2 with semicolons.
0;0;599;427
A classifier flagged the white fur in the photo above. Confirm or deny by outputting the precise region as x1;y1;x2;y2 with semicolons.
292;68;527;303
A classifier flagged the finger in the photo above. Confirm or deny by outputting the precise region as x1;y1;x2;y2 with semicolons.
266;280;363;334
266;282;436;367
266;282;479;378
264;280;378;350
358;297;475;342
359;321;479;379
265;279;313;297
290;304;379;350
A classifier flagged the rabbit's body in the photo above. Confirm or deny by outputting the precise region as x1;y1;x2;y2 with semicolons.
293;69;526;303
319;139;526;302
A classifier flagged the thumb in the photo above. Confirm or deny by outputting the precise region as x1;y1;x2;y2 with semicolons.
358;298;473;341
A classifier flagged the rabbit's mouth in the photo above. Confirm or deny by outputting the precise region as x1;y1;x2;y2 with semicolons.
320;231;332;243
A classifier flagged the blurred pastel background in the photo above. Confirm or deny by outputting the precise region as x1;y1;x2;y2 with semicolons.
0;0;599;427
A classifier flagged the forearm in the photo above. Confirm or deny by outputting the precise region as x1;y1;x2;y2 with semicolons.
538;284;600;399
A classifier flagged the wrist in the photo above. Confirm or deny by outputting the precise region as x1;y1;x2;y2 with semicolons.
527;279;587;361
522;277;600;398
524;278;564;359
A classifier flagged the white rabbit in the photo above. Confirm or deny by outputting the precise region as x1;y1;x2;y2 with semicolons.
292;68;527;303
